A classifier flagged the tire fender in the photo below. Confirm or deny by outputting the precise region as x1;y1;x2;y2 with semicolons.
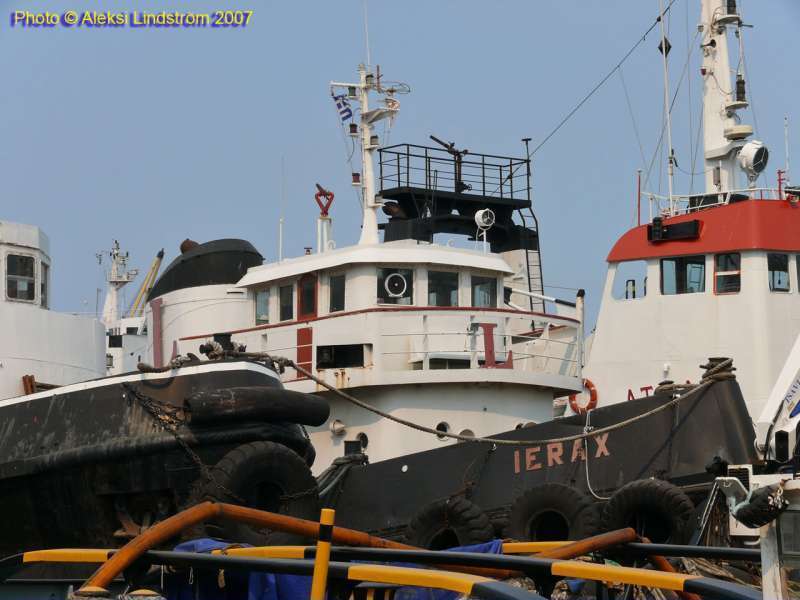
202;441;319;544
404;497;494;550
505;483;600;541
602;478;694;544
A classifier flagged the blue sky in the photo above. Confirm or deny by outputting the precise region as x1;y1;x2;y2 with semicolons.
1;0;798;324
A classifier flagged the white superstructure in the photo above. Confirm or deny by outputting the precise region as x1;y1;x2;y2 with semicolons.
580;0;798;420
140;64;584;471
0;221;105;400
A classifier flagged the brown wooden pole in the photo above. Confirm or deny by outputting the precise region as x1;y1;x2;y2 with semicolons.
536;527;638;560
638;536;701;600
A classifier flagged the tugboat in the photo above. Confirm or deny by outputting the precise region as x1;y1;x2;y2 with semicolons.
140;65;587;472
579;0;800;422
0;226;329;556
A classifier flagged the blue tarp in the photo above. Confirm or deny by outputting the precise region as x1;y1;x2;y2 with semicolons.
165;538;505;600
165;538;311;600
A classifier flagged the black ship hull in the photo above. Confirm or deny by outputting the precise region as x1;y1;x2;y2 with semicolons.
0;359;328;555
331;374;758;540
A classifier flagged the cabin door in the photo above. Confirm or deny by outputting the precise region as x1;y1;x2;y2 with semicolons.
297;274;318;321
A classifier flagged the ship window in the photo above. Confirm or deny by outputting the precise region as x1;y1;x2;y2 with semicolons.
715;253;741;294
471;276;497;307
6;254;35;302
255;288;269;325
612;260;647;300
660;255;705;295
279;284;293;321
797;256;800;294
329;274;345;312
378;268;413;305
41;262;49;308
428;271;459;307
316;344;364;369
768;253;790;292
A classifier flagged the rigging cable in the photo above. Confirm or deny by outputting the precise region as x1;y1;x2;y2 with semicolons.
642;26;701;189
618;67;648;173
485;0;682;198
527;0;680;160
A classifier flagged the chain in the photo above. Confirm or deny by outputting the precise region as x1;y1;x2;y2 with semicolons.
122;382;247;505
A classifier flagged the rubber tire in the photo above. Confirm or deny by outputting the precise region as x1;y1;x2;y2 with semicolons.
404;497;494;550
505;484;600;541
202;441;320;545
602;479;694;544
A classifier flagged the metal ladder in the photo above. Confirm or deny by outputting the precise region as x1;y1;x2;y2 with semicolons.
519;208;545;313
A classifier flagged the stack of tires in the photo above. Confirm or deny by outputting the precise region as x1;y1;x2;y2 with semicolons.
504;479;695;544
403;478;696;549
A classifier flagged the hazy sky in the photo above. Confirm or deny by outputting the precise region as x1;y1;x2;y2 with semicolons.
1;0;798;324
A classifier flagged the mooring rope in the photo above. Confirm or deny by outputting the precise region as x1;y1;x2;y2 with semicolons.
211;350;733;448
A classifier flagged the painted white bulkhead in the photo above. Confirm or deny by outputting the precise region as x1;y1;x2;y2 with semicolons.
0;221;105;400
585;250;800;418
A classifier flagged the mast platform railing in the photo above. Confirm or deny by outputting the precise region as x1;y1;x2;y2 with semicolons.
378;143;531;201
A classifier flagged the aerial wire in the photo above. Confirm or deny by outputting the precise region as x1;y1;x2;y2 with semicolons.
488;0;681;197
526;0;680;160
362;0;371;67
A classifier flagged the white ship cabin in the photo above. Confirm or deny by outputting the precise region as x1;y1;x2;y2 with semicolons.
582;0;800;421
146;140;584;469
584;191;800;419
0;221;105;400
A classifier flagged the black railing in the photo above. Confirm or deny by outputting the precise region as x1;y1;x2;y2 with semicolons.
378;144;531;201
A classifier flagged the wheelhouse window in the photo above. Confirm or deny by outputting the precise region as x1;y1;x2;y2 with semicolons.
6;254;35;301
329;274;345;313
255;288;269;325
612;260;647;300
428;271;458;307
377;268;413;305
714;253;741;294
660;255;705;295
797;255;800;294
471;275;497;307
768;253;790;292
41;262;49;308
279;284;293;321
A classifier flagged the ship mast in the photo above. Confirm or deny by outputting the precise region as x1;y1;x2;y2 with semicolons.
331;65;403;245
100;241;138;327
699;0;756;193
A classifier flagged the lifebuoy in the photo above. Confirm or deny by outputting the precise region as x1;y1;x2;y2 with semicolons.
602;478;694;545
569;378;598;414
505;484;600;541
202;441;319;544
404;497;494;550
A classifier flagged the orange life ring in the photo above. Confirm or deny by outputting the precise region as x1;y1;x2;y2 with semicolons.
569;378;598;414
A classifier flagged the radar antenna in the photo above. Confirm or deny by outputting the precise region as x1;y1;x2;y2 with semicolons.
430;135;472;193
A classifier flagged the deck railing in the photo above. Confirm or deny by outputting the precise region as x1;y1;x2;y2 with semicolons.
375;310;580;379
645;187;783;219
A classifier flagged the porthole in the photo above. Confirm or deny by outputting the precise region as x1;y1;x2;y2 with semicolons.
435;421;450;440
457;429;475;443
356;432;369;449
